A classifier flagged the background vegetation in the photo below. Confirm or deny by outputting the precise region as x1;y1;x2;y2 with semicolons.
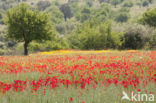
0;0;156;55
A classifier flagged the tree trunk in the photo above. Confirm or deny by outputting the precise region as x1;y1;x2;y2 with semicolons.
24;42;28;56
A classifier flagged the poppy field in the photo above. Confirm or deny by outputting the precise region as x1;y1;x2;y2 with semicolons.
0;50;155;103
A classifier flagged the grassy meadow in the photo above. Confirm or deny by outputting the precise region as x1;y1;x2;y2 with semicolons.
0;50;155;103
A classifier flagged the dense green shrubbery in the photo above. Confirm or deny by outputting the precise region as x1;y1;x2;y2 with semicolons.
68;20;123;50
67;21;155;50
121;25;154;49
114;7;130;23
29;37;69;52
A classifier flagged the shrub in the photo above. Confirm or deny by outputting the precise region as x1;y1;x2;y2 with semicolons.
86;1;93;7
123;1;133;8
37;1;51;11
0;49;5;55
148;0;153;3
149;34;156;49
68;20;123;49
29;37;69;52
121;25;153;49
115;12;129;23
138;8;156;28
142;1;149;7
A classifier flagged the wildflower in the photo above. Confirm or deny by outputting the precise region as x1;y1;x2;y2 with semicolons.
69;97;73;102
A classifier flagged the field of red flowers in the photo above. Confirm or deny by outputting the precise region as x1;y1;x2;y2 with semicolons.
0;50;155;103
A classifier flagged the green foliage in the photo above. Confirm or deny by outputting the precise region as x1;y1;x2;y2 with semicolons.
111;0;120;8
68;20;123;49
46;6;64;24
1;2;12;10
115;12;129;23
0;41;5;48
139;8;156;27
121;25;153;49
29;37;69;52
0;49;5;55
59;3;73;21
142;0;149;7
149;33;156;49
119;7;130;12
123;1;133;8
55;21;75;35
86;1;93;7
0;13;4;24
148;0;153;3
100;3;112;13
5;3;55;55
98;0;105;4
93;4;110;21
54;0;60;6
0;0;155;54
79;7;92;22
98;0;110;4
37;1;51;11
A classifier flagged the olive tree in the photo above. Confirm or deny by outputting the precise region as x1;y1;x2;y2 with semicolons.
5;3;55;55
59;3;73;21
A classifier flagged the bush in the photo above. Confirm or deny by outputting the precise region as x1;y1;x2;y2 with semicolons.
138;8;156;28
29;37;69;52
0;49;5;55
54;1;60;6
121;25;153;49
0;20;4;24
142;1;149;7
86;1;93;7
123;1;133;8
68;20;123;49
115;12;129;23
55;21;75;35
37;1;51;11
149;34;156;49
148;0;153;3
0;42;5;48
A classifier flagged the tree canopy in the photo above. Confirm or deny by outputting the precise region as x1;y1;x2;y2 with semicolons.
5;3;55;55
139;8;156;27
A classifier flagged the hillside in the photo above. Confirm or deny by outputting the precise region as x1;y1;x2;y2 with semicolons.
0;0;156;55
